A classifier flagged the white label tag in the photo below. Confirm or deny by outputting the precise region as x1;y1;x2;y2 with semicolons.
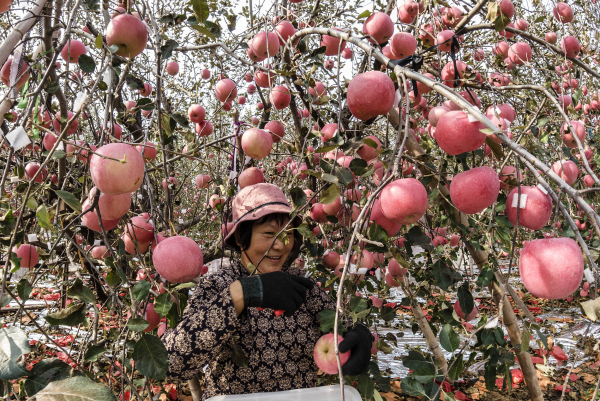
27;234;38;242
484;316;499;329
584;268;594;283
245;156;252;164
511;193;528;209
356;267;368;275
137;194;143;199
10;176;19;183
178;218;184;224
73;92;87;112
536;184;548;195
93;239;101;246
56;141;64;150
229;171;237;180
375;268;381;281
47;242;52;249
6;126;31;151
467;113;479;123
181;209;187;213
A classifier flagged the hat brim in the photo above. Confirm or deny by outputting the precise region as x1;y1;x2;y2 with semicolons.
224;206;303;248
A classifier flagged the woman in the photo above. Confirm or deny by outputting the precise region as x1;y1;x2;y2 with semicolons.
162;183;373;399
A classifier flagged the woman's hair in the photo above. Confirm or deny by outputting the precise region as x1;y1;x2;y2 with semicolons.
229;213;301;254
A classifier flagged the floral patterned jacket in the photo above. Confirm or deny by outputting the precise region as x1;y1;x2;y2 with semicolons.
161;258;351;400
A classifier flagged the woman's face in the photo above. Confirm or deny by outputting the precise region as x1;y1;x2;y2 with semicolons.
239;218;294;274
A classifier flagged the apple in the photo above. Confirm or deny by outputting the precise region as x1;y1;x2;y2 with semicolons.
508;42;532;65
12;244;39;268
143;303;161;332
269;85;291;110
188;104;205;123
52;111;79;136
553;2;573;23
450;167;500;214
88;186;131;220
321;27;346;56
357;135;382;162
264;120;285;143
499;0;514;17
25;162;47;183
506;186;552;230
153;236;203;283
201;69;210;79
60;39;87;63
362;12;394;44
370;199;402;237
90;143;145;195
241;128;272;159
81;199;121;232
347;71;395;121
561;36;581;58
166;61;179;76
435;111;486;155
1;57;29;88
196;120;214;137
551;160;579;185
251;31;279;57
454;300;478;321
519;237;583;299
238;167;264;188
313;333;351;374
389;32;417;58
136;142;157;162
106;14;148;58
214;79;238;103
378;178;428;225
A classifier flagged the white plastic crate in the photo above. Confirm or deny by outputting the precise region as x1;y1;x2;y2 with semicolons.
206;385;362;401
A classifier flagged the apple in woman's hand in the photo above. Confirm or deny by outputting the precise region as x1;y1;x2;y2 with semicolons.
313;333;351;374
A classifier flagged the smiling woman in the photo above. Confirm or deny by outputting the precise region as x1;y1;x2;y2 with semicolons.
160;183;374;399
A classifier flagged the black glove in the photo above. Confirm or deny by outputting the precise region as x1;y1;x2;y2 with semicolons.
339;324;374;376
238;271;314;317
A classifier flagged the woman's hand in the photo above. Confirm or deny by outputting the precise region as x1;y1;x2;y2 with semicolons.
238;271;314;317
339;324;374;375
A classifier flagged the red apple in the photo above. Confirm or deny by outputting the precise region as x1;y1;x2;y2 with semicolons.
106;14;148;58
313;333;351;374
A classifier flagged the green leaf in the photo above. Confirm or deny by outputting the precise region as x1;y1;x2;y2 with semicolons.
26;196;38;209
31;375;117;401
433;259;462;291
84;345;106;362
190;0;209;22
439;324;460;353
154;293;175;316
494;13;511;32
132;334;169;380
457;282;474;318
106;269;121;288
128;317;150;332
380;306;396;321
401;377;426;396
52;149;66;159
17;279;32;302
95;34;103;49
54;190;82;213
357;9;371;19
350;296;369;313
190;24;215;41
318;308;337;333
477;265;494;288
46;81;60;94
573;88;583;105
160;39;179;59
290;187;307;208
170;113;189;128
67;278;95;304
23;358;77;397
36;205;52;229
320;184;339;204
78;54;96;73
132;280;151;302
335;167;354;186
44;303;87;327
348;158;368;176
0;326;30;380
